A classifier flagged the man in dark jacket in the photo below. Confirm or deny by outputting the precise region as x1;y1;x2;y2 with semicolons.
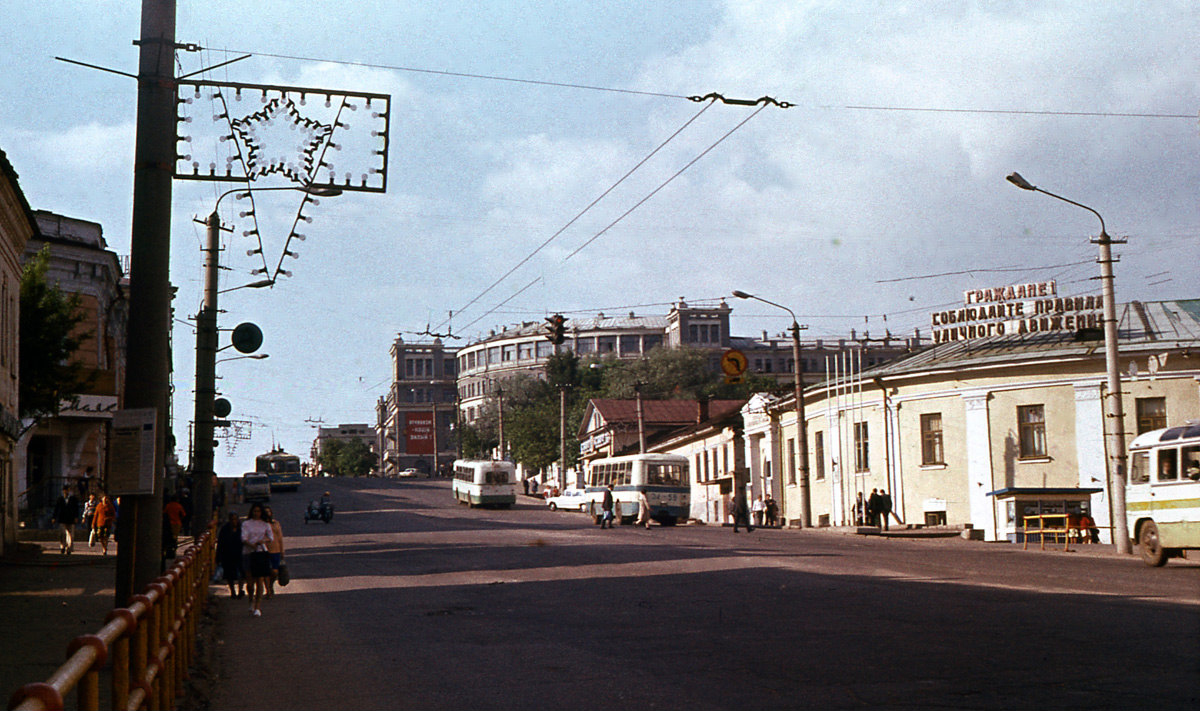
52;485;81;554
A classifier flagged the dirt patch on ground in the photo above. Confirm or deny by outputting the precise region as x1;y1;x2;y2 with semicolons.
178;591;225;711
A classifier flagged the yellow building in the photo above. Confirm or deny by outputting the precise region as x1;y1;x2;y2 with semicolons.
746;298;1200;542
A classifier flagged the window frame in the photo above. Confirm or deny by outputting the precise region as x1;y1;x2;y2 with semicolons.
920;413;945;466
1017;404;1047;459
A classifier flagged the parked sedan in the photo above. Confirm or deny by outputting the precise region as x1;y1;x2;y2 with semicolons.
546;488;589;512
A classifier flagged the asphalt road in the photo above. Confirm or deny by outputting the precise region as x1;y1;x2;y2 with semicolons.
201;477;1199;711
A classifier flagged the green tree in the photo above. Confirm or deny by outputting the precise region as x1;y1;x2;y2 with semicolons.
19;245;92;423
316;438;377;477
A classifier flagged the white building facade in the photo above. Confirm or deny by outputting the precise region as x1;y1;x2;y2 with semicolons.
746;298;1200;542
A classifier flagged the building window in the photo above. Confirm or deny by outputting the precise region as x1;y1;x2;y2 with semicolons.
920;413;944;465
518;342;534;360
853;422;869;473
786;438;796;485
1017;405;1047;458
598;335;616;353
1136;397;1167;434
536;341;553;358
487;347;500;364
814;431;825;481
644;334;663;352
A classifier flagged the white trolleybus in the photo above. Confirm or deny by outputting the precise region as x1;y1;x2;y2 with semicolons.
1127;421;1200;566
584;453;690;526
452;459;517;508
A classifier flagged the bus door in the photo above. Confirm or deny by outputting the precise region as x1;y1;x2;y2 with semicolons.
1152;447;1181;516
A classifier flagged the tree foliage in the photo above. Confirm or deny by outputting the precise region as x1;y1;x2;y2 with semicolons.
495;346;775;474
19;245;92;422
316;438;377;477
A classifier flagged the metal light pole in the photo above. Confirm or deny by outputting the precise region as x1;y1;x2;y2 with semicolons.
191;185;338;536
1006;172;1132;554
732;290;811;528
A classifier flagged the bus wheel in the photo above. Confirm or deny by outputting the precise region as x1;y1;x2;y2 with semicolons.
1139;521;1168;567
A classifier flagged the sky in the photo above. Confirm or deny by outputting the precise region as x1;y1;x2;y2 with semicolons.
2;1;1198;476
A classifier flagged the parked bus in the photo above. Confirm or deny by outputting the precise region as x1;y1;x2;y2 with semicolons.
1127;421;1200;566
452;459;517;508
583;453;689;526
256;448;302;492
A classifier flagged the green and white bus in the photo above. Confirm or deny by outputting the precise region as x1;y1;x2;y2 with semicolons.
452;459;517;508
1127;421;1200;566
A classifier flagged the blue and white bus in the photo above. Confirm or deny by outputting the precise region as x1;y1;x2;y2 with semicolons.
584;453;690;526
256;449;302;492
452;459;517;508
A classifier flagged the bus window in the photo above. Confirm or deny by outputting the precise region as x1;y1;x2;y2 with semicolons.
1183;445;1200;481
1130;451;1150;484
647;463;685;486
1158;448;1178;482
617;462;631;486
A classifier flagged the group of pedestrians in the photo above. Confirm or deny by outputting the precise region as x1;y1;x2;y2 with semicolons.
866;488;894;530
598;484;656;530
53;485;117;555
215;503;286;618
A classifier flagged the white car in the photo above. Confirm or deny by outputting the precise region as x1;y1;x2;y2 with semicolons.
546;488;589;512
398;468;419;478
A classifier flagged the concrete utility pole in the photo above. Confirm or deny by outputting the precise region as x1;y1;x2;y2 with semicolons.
189;212;220;538
634;382;646;454
1006;173;1132;554
116;0;177;605
559;386;568;488
495;382;505;460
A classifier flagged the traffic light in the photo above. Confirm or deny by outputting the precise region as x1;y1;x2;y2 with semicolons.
544;313;566;345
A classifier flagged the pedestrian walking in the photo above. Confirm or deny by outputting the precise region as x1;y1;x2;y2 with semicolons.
82;493;98;547
635;490;652;529
765;496;778;528
92;494;116;555
600;484;615;528
879;490;893;531
732;489;753;532
855;491;865;526
241;502;274;617
52;485;80;554
263;505;285;597
164;495;186;539
751;496;766;527
216;512;246;598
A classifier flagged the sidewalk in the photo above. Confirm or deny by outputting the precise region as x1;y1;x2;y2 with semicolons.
0;532;120;704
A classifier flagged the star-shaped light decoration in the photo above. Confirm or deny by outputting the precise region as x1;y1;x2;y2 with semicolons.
231;97;334;183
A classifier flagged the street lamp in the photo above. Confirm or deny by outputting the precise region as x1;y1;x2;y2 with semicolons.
215;353;270;364
1006;172;1132;554
732;290;811;528
191;183;341;537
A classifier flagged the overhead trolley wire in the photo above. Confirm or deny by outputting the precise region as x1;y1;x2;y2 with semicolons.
443;99;718;326
213;47;690;100
563;102;770;260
